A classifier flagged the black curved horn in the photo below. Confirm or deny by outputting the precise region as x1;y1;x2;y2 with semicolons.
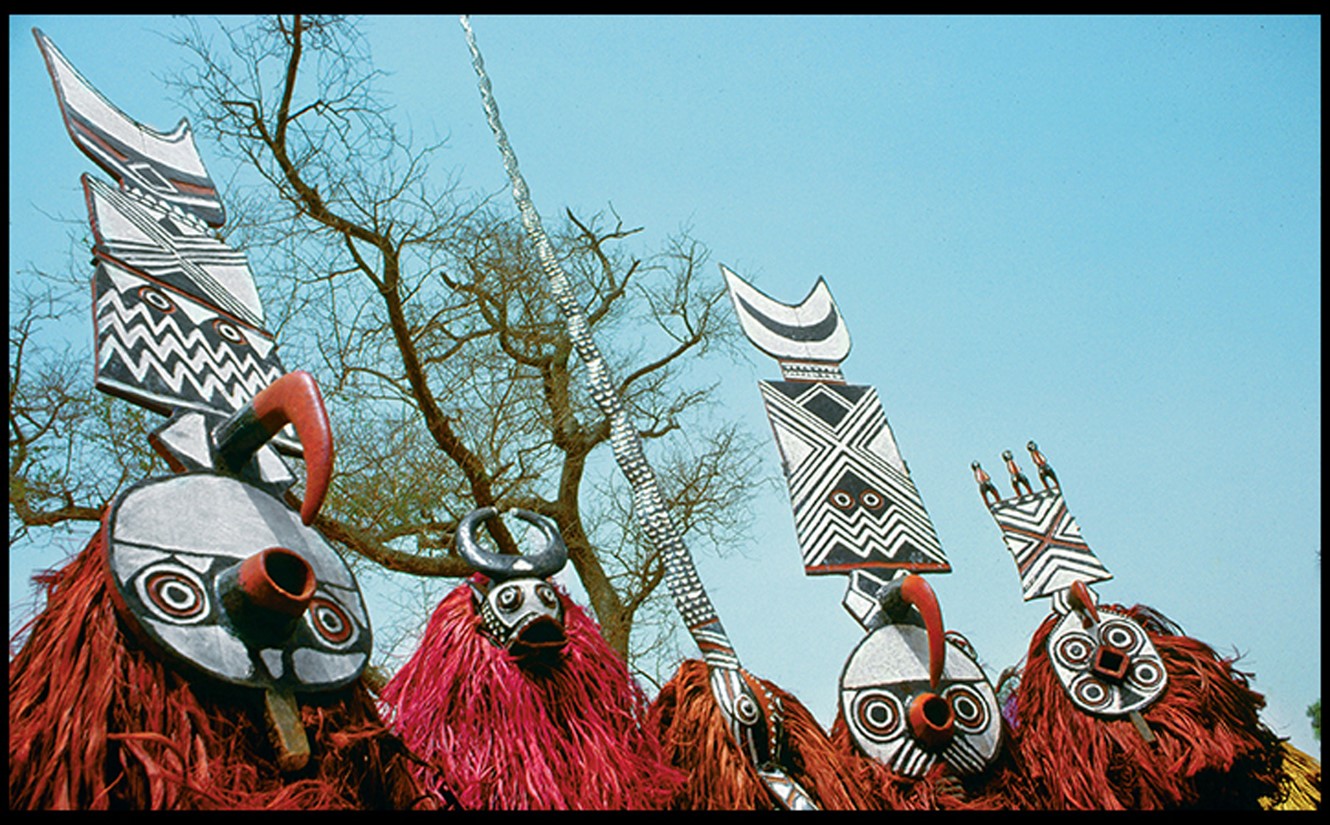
456;507;568;581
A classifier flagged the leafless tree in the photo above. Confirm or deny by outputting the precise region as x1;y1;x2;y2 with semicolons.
10;15;767;684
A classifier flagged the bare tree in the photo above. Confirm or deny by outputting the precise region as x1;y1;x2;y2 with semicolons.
9;272;168;546
10;15;765;680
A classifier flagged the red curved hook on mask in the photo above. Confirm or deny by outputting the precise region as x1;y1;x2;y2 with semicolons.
899;574;946;691
212;370;333;525
1068;579;1100;627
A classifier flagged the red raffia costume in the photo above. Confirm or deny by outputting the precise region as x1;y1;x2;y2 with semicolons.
380;509;682;809
1007;602;1289;809
649;658;867;809
974;443;1291;810
9;529;433;811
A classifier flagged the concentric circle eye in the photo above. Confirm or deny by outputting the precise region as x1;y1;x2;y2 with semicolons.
947;685;991;733
853;690;903;741
1130;658;1164;689
212;319;248;346
495;584;523;612
858;488;886;510
1100;620;1142;652
828;490;855;510
734;692;761;725
1073;677;1111;709
138;286;177;313
1054;633;1094;668
307;597;354;646
535;583;558;609
141;567;207;621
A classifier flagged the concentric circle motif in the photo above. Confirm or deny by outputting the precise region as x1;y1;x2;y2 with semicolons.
212;318;248;346
853;691;903;741
1055;633;1094;668
536;583;558;608
307;597;354;646
1073;676;1111;709
858;488;886;510
1099;619;1142;653
948;685;990;733
734;692;761;726
496;584;523;611
138;286;177;313
138;565;208;622
1130;658;1164;689
828;490;855;510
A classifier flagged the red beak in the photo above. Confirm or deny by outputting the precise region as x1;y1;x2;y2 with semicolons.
899;574;954;750
1068;579;1101;627
214;370;334;525
899;573;946;691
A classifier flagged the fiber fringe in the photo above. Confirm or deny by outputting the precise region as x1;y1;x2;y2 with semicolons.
1261;742;1320;811
1007;602;1287;809
380;582;682;809
9;530;440;810
828;706;1042;810
648;658;866;809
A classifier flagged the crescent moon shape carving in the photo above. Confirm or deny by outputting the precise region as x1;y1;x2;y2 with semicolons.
721;264;851;364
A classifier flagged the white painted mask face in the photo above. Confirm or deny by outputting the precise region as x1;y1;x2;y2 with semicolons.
471;577;567;659
840;625;1002;778
1045;606;1167;716
106;473;371;692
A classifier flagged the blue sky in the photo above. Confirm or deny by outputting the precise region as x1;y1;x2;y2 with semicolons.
9;15;1320;758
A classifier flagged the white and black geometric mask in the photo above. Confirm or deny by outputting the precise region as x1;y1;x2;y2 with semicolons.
457;507;570;662
106;472;371;693
1044;587;1168;716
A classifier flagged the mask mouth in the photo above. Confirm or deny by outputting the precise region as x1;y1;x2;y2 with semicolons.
508;614;568;662
1092;645;1131;682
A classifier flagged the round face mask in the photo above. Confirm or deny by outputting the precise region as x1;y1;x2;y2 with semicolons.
840;625;1002;778
105;472;372;692
470;576;567;659
1045;606;1167;716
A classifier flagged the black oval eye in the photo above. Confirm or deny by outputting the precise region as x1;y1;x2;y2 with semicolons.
536;583;557;608
138;286;177;313
496;585;523;611
308;597;354;646
212;318;247;346
858;488;885;510
828;490;855;510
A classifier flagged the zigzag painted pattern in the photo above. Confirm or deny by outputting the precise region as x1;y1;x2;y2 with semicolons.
989;490;1112;601
94;266;284;417
759;381;946;574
